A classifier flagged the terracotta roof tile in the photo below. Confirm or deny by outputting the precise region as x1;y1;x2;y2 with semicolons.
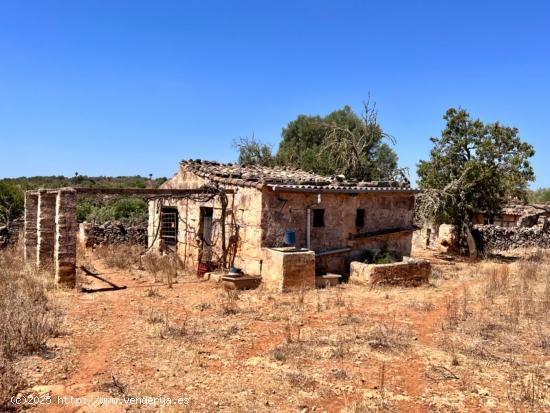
180;159;416;193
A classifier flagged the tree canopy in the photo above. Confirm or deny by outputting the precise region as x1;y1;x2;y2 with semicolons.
274;104;399;180
416;108;535;252
232;136;274;166
258;103;397;180
0;182;24;225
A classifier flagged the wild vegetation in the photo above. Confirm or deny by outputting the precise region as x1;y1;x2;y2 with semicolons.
415;108;535;256
529;187;550;203
234;102;401;182
0;243;62;410
0;175;166;226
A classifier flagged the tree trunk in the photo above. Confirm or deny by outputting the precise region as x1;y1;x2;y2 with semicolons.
462;221;477;259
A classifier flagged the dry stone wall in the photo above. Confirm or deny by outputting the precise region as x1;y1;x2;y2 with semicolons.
473;222;550;252
0;219;23;249
80;221;147;247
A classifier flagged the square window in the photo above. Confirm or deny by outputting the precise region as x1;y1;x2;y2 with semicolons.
355;209;365;227
313;209;324;227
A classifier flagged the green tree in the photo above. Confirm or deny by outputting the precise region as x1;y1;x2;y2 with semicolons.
0;182;24;225
233;136;274;166
416;108;535;256
276;114;327;172
320;102;398;180
275;104;399;180
528;188;550;203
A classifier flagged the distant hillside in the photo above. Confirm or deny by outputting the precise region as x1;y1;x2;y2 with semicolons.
0;175;167;225
1;175;167;191
528;188;550;204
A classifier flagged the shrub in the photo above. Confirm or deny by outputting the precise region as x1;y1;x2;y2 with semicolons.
0;356;25;410
0;245;61;408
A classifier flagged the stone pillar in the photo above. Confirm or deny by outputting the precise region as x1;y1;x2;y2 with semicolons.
37;190;57;270
55;189;77;287
24;191;39;263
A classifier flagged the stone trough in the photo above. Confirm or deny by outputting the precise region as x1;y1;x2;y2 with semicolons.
349;257;431;286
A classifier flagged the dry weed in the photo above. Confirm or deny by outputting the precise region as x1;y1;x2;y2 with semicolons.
94;244;142;270
0;244;61;408
366;322;413;352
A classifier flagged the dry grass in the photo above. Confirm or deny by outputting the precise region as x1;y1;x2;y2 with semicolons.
10;244;550;412
0;243;62;410
438;253;550;410
140;251;182;286
93;244;142;270
366;321;414;352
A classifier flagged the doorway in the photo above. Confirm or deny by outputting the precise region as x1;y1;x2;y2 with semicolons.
199;207;214;264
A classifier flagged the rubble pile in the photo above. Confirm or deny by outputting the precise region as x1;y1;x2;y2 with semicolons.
84;221;147;246
473;219;550;251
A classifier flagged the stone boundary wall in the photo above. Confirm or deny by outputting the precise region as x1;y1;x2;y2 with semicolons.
473;222;550;252
79;221;147;247
350;257;431;285
0;219;24;249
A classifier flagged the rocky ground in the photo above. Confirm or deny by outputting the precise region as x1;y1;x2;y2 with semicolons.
11;248;550;412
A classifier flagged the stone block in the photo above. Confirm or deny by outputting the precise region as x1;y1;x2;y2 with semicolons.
24;191;38;263
54;189;77;287
37;190;57;270
350;257;430;286
261;247;315;292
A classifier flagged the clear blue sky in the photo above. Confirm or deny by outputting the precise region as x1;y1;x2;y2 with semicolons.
1;0;549;187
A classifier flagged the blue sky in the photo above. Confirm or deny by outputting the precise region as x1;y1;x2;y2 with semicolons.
1;0;549;187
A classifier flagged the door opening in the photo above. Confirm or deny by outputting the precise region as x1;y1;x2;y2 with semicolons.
199;207;214;264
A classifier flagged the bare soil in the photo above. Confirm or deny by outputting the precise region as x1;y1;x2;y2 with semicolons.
13;248;550;412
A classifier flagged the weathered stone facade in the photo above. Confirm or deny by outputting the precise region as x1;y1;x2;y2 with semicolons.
37;190;57;270
412;223;457;253
54;189;77;287
350;257;431;285
149;160;418;278
23;189;77;287
24;192;38;260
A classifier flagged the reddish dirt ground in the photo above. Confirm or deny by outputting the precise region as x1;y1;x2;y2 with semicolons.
14;248;550;412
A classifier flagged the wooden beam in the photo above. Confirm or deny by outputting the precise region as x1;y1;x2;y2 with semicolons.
73;187;233;196
349;225;419;240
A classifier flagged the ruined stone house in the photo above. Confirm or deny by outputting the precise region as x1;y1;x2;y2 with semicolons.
472;204;550;228
148;160;418;278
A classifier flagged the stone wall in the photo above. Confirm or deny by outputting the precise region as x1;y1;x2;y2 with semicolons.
150;168;264;275
151;166;416;277
473;221;550;252
350;257;431;285
412;223;458;253
262;190;415;274
24;189;77;287
0;219;24;249
79;221;147;247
